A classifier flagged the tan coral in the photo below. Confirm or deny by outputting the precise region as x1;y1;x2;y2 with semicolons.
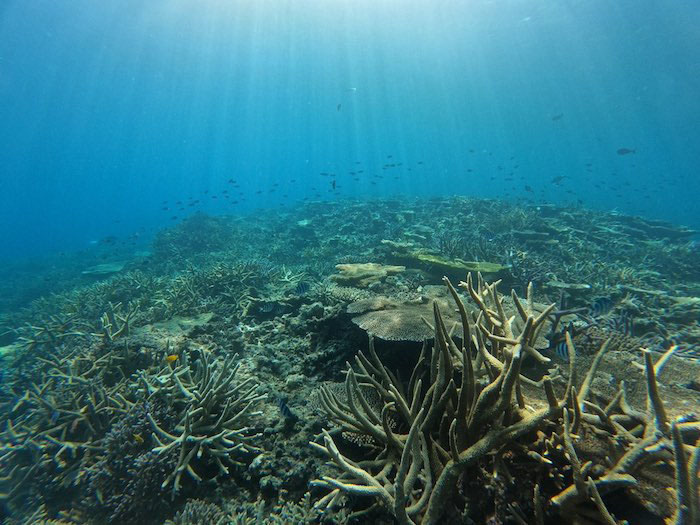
310;274;700;525
331;263;405;288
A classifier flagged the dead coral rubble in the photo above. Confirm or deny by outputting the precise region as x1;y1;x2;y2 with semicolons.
310;273;700;524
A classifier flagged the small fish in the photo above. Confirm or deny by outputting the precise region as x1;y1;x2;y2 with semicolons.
551;113;563;121
550;323;575;361
552;340;569;361
675;413;697;424
524;185;533;193
295;281;310;295
165;354;179;363
278;396;298;423
260;302;278;314
589;297;613;317
133;433;144;444
616;148;636;155
336;103;341;111
551;175;566;185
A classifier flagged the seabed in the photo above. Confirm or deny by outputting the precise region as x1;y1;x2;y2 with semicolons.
0;197;698;524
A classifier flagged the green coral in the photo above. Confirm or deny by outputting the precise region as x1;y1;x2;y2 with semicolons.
409;252;510;274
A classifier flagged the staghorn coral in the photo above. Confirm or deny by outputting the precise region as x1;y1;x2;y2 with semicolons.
165;499;229;525
142;351;266;496
310;274;700;524
96;301;137;342
83;402;177;524
574;323;644;355
152;213;240;260
0;351;135;511
310;274;563;523
0;326;264;522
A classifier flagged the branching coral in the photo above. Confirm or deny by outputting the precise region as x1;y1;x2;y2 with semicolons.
143;351;266;496
83;402;177;524
0;324;265;521
310;273;700;524
310;274;561;523
96;301;137;341
165;498;229;525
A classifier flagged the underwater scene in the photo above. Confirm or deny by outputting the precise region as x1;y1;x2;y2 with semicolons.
1;1;699;524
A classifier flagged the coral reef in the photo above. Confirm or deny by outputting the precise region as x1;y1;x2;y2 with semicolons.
152;213;241;260
331;263;406;288
310;274;700;524
84;402;178;523
0;339;264;523
165;499;229;525
381;238;510;277
143;351;266;496
0;196;698;524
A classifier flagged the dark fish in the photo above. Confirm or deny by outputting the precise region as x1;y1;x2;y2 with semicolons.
553;340;570;361
616;148;635;155
278;396;298;423
551;113;564;121
589;297;613;317
675;413;698;424
551;176;566;185
524;185;533;193
550;322;575;361
99;235;118;246
295;281;310;295
607;312;633;337
260;302;285;315
337;103;341;111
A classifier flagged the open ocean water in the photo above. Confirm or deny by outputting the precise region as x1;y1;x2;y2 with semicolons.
0;2;699;524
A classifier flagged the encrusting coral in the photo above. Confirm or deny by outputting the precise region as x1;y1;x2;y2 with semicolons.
310;273;700;524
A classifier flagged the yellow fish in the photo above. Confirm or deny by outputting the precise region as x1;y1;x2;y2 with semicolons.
165;354;179;363
133;433;144;444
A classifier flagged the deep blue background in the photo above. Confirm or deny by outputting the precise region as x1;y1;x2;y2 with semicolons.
1;0;699;259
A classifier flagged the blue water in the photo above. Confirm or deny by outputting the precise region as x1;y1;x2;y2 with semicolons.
1;0;699;259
